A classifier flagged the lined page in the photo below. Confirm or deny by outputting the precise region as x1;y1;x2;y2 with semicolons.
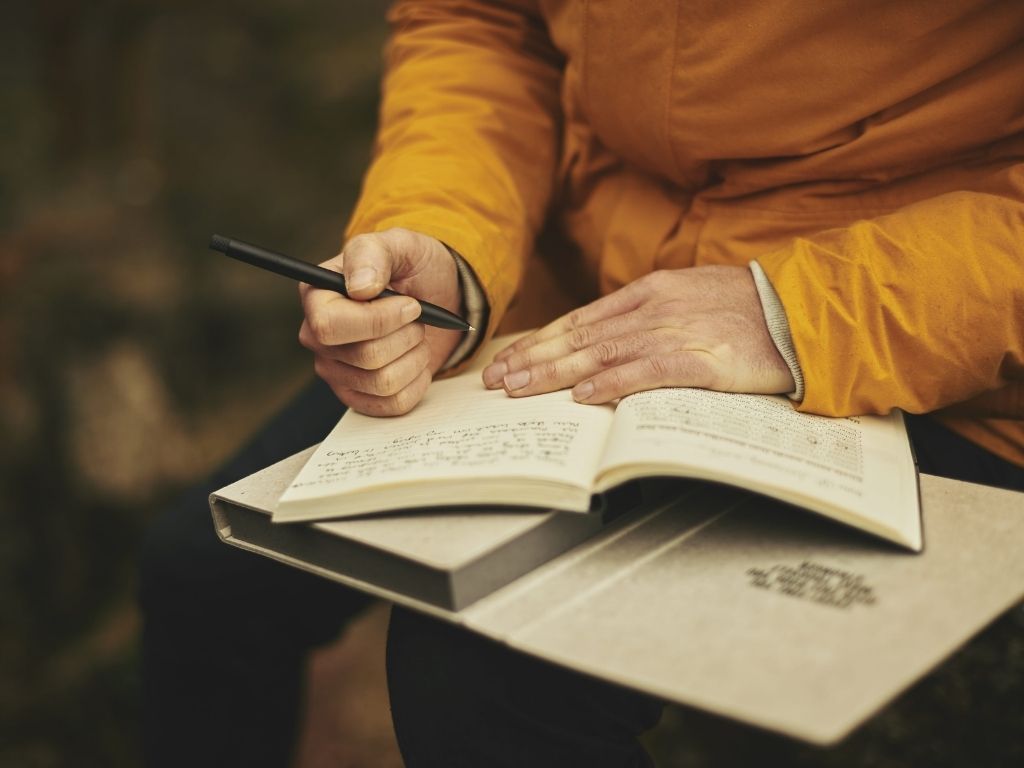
277;374;615;508
597;388;920;549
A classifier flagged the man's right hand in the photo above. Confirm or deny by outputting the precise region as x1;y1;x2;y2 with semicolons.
299;228;463;416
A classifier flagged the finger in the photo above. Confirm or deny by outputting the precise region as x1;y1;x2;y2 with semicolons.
492;285;646;363
302;291;420;346
334;322;426;370
482;312;647;388
341;233;394;299
334;367;433;417
571;352;716;405
501;332;659;398
342;229;427;300
300;320;425;370
314;340;431;398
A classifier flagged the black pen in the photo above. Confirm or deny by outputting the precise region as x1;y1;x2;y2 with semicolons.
209;234;473;332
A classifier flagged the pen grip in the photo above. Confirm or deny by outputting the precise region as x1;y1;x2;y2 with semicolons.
211;234;468;330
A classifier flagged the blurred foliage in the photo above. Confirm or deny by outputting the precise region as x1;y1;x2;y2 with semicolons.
0;1;1021;767
0;1;386;765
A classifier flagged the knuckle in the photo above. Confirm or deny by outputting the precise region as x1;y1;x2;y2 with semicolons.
540;359;560;382
410;321;427;344
386;227;414;251
373;368;401;397
566;308;587;330
308;312;336;345
414;341;432;368
389;388;417;416
644;355;671;381
344;234;385;270
329;383;354;409
503;340;525;360
345;391;392;418
349;395;383;417
602;368;628;394
406;324;427;354
341;341;370;369
508;349;532;371
347;340;384;370
644;269;665;285
649;301;678;323
593;340;621;367
568;326;591;351
631;331;658;356
345;232;374;253
690;355;718;389
368;309;389;339
405;342;427;373
635;271;661;295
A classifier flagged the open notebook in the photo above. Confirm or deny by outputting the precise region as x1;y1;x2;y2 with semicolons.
274;335;921;550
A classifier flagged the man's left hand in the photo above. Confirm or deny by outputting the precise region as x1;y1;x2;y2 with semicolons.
482;265;795;403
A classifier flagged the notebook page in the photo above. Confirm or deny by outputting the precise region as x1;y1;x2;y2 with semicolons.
598;388;920;548
277;375;615;507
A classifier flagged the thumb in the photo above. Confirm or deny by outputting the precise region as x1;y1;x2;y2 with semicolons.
340;233;394;300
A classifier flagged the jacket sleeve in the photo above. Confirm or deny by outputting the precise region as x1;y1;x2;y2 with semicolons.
345;0;563;339
756;163;1024;418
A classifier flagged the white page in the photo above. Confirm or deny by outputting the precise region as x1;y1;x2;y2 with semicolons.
276;373;615;512
597;388;920;549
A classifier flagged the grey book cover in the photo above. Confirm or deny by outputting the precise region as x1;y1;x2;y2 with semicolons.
211;451;1024;744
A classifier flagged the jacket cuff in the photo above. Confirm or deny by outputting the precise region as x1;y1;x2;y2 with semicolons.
440;247;489;371
749;261;805;401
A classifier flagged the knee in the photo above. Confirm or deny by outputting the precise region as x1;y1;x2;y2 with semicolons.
386;606;506;766
386;607;664;768
138;482;231;619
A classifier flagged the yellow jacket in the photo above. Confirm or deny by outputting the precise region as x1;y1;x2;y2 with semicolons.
347;0;1024;468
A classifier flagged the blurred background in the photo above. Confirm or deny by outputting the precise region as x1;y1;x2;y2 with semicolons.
0;1;1020;767
1;1;394;765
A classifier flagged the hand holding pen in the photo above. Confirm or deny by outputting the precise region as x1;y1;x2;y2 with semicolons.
212;228;470;416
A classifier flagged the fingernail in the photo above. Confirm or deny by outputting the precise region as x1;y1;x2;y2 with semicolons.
401;301;420;323
573;381;595;401
348;268;376;292
504;369;530;391
483;361;508;388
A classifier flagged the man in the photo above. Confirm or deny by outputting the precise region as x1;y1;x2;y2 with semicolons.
142;2;1024;766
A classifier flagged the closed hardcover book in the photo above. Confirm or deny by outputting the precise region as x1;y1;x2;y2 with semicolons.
211;459;1024;744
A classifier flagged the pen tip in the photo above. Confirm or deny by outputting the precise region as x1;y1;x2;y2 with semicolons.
210;234;230;253
468;325;476;332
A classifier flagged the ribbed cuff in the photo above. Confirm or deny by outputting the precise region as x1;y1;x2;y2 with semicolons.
441;248;489;371
749;260;805;401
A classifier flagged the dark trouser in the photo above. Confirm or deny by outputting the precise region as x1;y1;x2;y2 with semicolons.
139;380;1024;768
139;380;372;768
